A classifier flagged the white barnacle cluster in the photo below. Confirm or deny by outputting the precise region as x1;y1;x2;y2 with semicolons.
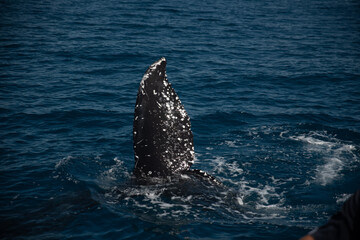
165;101;175;112
181;160;189;169
162;90;176;121
139;57;166;95
135;104;142;110
178;106;187;121
165;157;189;174
161;91;170;101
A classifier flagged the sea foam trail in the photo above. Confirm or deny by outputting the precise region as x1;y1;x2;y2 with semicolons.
291;131;357;186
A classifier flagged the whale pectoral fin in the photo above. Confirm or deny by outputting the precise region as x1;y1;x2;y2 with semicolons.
133;58;195;177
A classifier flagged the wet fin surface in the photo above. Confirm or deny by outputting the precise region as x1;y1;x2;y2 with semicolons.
133;58;195;177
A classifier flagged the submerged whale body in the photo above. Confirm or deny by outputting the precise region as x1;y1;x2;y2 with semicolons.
133;57;218;183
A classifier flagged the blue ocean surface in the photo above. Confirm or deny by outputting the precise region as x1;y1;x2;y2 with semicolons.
1;0;360;239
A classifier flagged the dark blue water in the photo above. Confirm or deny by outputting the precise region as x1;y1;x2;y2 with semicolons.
1;0;360;239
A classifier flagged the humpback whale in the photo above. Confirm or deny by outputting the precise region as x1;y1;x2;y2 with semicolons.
133;57;218;183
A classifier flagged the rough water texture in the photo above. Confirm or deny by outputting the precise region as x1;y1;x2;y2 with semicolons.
1;0;360;239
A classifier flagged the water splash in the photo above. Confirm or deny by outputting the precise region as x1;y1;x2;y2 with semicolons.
291;131;357;186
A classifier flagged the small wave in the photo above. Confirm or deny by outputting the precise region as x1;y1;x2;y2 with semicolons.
98;157;131;188
224;140;237;148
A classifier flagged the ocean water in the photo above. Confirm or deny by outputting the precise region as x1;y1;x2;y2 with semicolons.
1;0;360;239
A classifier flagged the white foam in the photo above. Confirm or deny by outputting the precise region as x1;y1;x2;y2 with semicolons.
336;193;352;204
55;155;74;169
99;157;130;185
211;157;244;178
315;157;344;185
237;197;244;206
224;140;237;147
209;155;286;215
291;131;357;186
